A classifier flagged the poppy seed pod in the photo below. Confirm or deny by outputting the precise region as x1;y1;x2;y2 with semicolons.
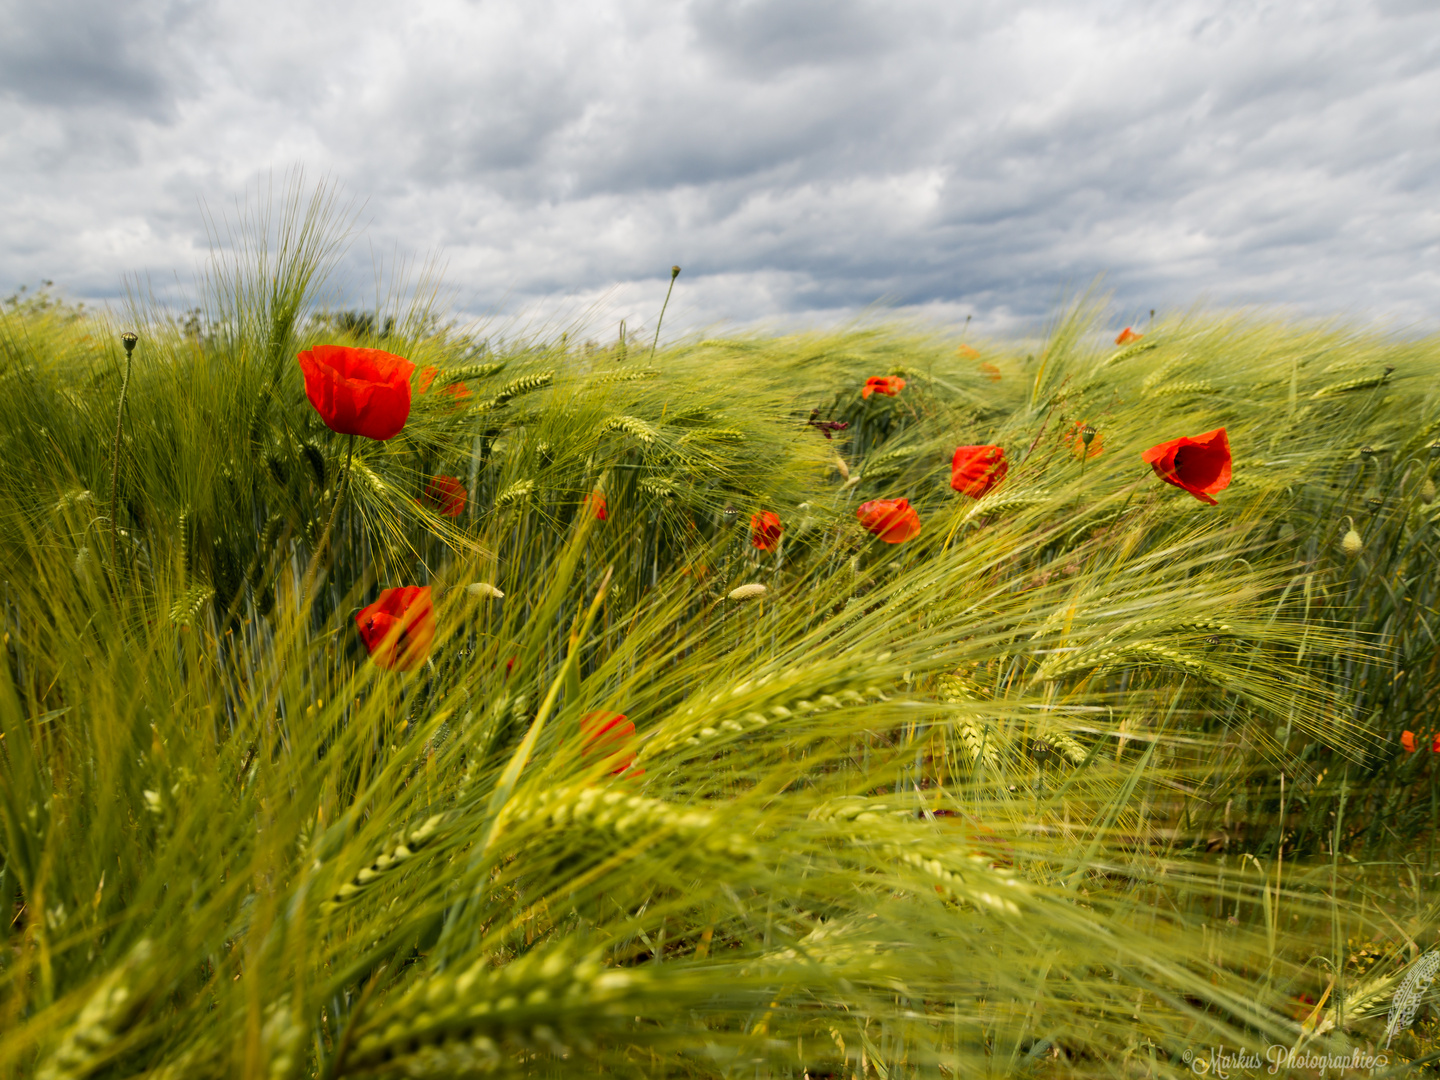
121;331;138;354
1070;422;1103;460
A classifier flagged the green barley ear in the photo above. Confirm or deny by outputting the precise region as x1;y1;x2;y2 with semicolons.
441;361;506;383
591;366;659;384
1313;372;1392;397
169;584;214;628
474;371;554;410
300;442;325;488
35;939;154;1080
1147;379;1217;398
494;479;535;508
602;415;659;444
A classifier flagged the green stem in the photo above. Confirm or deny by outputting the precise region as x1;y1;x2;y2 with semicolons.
301;433;355;602
648;266;680;364
110;335;136;574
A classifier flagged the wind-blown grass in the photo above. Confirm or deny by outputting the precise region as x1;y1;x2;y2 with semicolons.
3;187;1440;1077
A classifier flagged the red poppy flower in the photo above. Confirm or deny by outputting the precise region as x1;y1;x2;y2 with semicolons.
1432;732;1440;753
1115;327;1143;346
355;586;435;671
950;445;1008;498
580;711;644;777
957;345;980;359
1141;427;1232;505
585;491;608;521
978;362;1001;382
1402;730;1417;753
1069;422;1103;460
751;510;783;552
297;345;415;441
420;475;467;517
856;498;922;544
861;376;906;399
417;366;471;403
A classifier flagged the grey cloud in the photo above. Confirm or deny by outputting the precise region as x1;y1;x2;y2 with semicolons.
0;0;196;117
3;0;1440;338
688;0;904;76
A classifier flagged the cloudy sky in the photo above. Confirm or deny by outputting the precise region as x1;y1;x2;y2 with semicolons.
2;0;1438;341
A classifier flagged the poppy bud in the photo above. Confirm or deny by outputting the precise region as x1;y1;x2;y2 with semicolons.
1341;528;1364;558
727;583;767;602
121;331;138;354
670;265;681;279
1421;477;1436;505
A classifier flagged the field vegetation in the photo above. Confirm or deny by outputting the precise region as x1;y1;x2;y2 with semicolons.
3;185;1440;1077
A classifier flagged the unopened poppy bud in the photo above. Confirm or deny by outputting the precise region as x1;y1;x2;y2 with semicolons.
120;331;138;354
670;266;681;279
727;583;767;602
467;582;504;599
1421;477;1436;505
1341;528;1364;557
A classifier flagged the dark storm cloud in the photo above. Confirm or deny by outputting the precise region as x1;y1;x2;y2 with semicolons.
1;0;1438;338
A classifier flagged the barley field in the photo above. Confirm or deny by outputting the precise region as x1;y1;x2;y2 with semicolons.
3;187;1440;1078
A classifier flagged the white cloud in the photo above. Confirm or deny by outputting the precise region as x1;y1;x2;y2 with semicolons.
2;0;1438;337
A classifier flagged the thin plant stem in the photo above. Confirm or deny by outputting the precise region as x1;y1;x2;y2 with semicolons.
110;332;138;574
301;433;356;602
649;266;680;364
